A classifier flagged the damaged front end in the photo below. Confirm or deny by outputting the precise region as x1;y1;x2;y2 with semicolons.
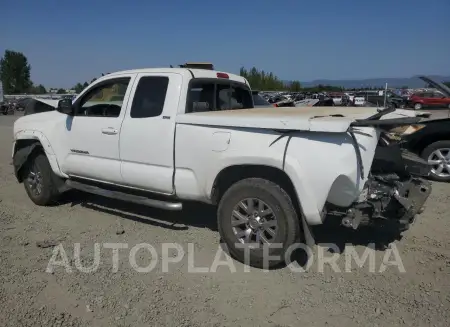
328;110;432;233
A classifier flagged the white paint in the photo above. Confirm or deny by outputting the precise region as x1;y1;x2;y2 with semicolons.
12;67;422;226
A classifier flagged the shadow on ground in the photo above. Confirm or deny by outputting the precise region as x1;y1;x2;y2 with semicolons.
58;191;404;269
57;190;218;231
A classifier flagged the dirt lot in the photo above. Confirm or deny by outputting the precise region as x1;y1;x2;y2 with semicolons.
0;113;449;327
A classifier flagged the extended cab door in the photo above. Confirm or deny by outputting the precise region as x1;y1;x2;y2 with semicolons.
60;74;135;183
119;73;182;194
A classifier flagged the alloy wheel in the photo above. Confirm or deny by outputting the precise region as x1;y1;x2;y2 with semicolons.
428;148;450;178
231;198;278;247
26;162;43;196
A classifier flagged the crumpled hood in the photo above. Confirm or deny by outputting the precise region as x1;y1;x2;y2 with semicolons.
34;98;60;107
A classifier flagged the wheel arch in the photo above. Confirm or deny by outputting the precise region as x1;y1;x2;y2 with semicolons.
13;134;65;182
13;140;45;182
210;164;316;246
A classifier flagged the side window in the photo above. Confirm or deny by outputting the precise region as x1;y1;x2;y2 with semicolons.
186;80;252;113
78;78;130;117
187;81;215;113
130;76;169;118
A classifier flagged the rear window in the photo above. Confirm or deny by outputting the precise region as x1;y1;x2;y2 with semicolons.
186;79;253;113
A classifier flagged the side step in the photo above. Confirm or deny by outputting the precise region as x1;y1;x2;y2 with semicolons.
66;180;183;211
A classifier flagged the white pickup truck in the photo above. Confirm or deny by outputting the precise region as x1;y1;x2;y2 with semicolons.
12;67;432;267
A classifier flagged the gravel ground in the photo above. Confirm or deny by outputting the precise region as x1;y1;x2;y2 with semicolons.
0;113;449;327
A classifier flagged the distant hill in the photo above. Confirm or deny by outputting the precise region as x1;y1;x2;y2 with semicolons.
299;75;450;89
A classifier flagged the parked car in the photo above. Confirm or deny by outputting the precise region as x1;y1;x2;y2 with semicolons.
12;67;431;268
16;97;32;111
1;100;15;115
354;90;406;108
408;76;450;110
252;90;273;107
401;117;450;182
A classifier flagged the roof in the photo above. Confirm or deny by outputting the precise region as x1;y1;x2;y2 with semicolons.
106;68;247;84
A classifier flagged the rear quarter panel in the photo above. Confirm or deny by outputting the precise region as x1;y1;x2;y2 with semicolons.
174;124;379;225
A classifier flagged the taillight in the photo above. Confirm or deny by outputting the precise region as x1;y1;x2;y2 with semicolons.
273;103;278;107
216;72;229;79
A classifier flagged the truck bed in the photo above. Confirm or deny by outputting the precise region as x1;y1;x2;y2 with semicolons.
176;107;420;133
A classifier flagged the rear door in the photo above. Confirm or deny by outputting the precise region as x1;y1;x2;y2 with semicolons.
119;72;182;194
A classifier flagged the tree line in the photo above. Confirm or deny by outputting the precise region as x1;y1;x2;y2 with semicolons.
0;49;101;95
1;49;449;95
239;66;346;92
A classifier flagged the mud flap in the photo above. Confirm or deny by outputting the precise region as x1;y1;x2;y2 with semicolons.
301;215;315;248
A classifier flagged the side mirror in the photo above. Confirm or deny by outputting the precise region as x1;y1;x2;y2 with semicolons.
57;98;74;115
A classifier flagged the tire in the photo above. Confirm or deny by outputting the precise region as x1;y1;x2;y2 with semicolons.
448;104;450;109
217;178;301;269
23;152;60;205
421;140;450;182
414;103;422;110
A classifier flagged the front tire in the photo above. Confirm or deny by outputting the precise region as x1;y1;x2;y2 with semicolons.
421;140;450;182
217;178;301;268
414;103;422;110
24;152;60;205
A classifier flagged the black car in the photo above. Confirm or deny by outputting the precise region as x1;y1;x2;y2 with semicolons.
355;90;406;108
401;118;450;182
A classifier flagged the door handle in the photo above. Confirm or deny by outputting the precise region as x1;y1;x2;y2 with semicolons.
101;128;118;135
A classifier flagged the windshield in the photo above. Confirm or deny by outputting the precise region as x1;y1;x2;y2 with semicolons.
252;93;270;106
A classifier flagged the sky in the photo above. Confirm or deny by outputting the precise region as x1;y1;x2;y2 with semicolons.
1;0;449;88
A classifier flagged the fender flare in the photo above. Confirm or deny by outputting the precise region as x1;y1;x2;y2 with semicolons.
207;160;321;247
13;131;66;181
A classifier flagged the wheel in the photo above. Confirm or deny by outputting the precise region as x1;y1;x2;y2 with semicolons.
217;178;301;268
414;103;422;110
448;104;450;109
421;140;450;182
23;152;60;205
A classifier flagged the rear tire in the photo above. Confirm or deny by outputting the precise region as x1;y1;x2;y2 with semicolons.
217;178;302;269
23;152;60;205
414;103;422;110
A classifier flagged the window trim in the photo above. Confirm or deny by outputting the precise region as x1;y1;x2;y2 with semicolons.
72;77;131;117
185;78;252;113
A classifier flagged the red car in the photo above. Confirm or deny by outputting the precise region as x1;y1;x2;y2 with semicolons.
410;76;450;110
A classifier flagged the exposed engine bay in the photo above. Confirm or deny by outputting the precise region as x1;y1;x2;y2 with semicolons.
326;130;432;233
